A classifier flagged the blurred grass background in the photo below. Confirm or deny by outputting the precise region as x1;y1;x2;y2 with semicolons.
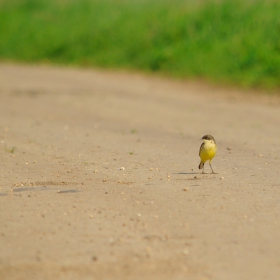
0;0;280;89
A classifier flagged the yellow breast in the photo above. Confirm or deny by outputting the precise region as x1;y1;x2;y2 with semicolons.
199;141;217;163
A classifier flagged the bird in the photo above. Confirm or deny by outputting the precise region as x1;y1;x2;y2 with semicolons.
198;135;217;174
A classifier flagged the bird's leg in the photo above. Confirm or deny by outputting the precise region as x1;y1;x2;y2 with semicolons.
202;164;205;174
209;162;216;174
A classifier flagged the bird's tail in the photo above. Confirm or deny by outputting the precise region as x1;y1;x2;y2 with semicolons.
198;162;204;169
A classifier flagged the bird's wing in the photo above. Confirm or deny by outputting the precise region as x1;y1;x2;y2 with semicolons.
199;142;204;156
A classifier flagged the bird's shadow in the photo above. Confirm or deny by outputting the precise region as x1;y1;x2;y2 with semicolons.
175;172;201;175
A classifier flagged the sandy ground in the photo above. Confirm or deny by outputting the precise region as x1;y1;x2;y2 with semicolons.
0;63;280;280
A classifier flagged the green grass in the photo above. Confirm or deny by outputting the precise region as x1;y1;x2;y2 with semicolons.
0;0;280;89
5;146;16;153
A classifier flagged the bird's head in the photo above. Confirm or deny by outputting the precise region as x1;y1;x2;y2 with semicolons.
201;134;216;144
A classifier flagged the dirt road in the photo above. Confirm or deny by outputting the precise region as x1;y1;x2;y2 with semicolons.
0;63;280;280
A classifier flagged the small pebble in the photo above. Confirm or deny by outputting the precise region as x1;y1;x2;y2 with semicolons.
183;248;189;255
183;187;188;191
220;177;224;180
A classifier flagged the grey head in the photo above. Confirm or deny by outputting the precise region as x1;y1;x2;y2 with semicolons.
202;135;216;143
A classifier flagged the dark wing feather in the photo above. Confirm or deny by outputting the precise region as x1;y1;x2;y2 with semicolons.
199;142;204;156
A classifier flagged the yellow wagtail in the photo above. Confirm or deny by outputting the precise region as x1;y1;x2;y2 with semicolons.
198;135;217;174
